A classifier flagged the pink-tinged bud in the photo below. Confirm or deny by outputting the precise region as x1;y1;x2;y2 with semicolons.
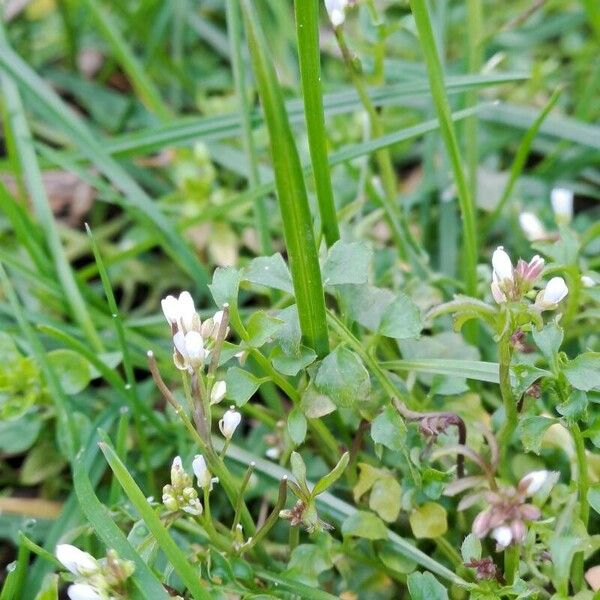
491;525;513;549
510;520;527;544
519;503;542;521
472;509;492;538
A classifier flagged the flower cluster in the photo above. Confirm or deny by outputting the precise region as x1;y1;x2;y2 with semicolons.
490;246;568;310
162;456;203;516
161;291;228;386
472;470;555;550
55;545;134;600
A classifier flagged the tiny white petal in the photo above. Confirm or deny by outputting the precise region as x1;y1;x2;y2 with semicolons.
491;526;513;549
67;584;103;600
492;246;514;282
173;331;187;357
210;380;227;405
520;470;551;495
56;544;98;576
219;407;241;439
551;187;573;221
184;331;205;367
581;275;595;288
519;212;546;241
325;0;348;26
192;454;212;488
542;276;569;305
266;447;280;460
178;291;197;331
161;295;179;325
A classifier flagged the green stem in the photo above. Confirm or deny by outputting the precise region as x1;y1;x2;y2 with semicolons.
497;330;516;470
294;0;340;247
504;544;519;585
408;0;478;297
289;524;300;552
570;422;589;527
225;0;272;255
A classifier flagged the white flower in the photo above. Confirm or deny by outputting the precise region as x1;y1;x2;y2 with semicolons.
519;212;546;241
551;187;573;223
535;276;568;310
210;380;227;405
161;291;198;332
491;525;513;549
219;406;241;439
325;0;348;27
581;275;595;288
173;330;206;370
519;470;552;495
492;246;514;283
67;584;104;600
192;455;212;489
56;544;98;577
491;272;507;304
266;447;280;460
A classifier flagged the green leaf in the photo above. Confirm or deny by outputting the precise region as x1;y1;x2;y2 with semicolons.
353;463;385;502
0;412;41;454
270;345;317;376
246;311;284;348
377;541;417;575
409;503;448;539
564;353;600;391
587;485;600;516
300;385;336;418
312;452;349;497
339;284;394;330
314;346;371;408
532;321;563;360
209;266;241;308
549;535;582;595
273;305;302;355
556;390;588;423
369;477;402;522
99;441;212;600
34;574;58;600
20;441;67;485
46;349;91;395
511;363;550;398
321;241;372;286
342;511;388;540
286;543;333;588
290;452;309;496
371;406;407;452
243;254;293;294
517;416;557;454
379;293;423;339
288;407;307;446
225;367;261;406
407;572;449;600
0;332;20;363
461;534;482;562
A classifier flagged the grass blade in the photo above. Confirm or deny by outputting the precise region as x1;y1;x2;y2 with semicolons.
241;0;329;357
408;0;478;297
0;23;103;352
73;455;172;600
484;87;562;230
0;43;208;292
225;0;272;254
98;439;212;600
81;0;171;119
294;0;340;246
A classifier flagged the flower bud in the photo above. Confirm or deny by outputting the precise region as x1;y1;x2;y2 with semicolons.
551;187;573;224
325;0;348;27
219;406;241;439
173;331;206;371
581;275;595;288
161;295;179;325
492;246;514;283
519;470;551;495
510;520;527;544
56;544;99;577
178;291;197;332
535;277;568;310
170;456;192;489
67;583;103;600
491;525;513;549
210;380;227;405
519;212;546;241
192;454;212;489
